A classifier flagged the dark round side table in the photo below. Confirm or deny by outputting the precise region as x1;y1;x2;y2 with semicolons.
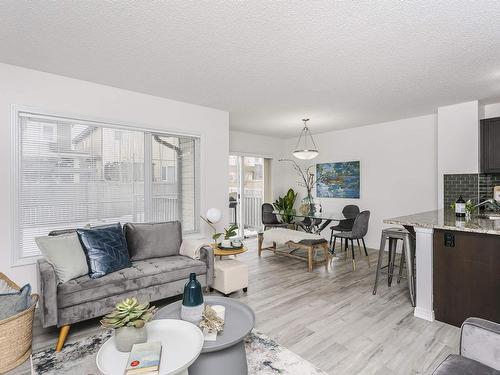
154;296;255;375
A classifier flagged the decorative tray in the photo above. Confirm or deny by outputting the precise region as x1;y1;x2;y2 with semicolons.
217;244;243;250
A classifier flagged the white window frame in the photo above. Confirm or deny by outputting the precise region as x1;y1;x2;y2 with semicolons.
11;106;201;266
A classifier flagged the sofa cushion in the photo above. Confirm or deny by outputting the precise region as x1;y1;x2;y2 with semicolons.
57;255;206;308
432;354;498;375
124;221;182;261
77;223;132;279
35;233;89;283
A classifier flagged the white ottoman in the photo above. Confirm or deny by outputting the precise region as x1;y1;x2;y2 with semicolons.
212;259;248;295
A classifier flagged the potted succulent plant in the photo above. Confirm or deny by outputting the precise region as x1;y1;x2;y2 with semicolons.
100;298;157;352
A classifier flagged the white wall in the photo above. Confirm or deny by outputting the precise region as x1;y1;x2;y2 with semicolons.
229;131;288;201
482;102;500;119
282;114;438;249
437;101;479;208
0;63;229;291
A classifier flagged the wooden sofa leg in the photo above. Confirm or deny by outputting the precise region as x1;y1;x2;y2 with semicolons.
56;325;70;352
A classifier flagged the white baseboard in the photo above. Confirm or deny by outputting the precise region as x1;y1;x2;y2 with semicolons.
414;307;435;322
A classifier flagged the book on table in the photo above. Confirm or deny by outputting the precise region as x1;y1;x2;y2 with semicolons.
125;341;162;375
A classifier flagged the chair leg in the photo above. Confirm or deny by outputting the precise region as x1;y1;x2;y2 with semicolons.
397;247;406;284
388;238;397;286
373;234;387;295
56;325;70;352
351;239;356;271
356;239;362;256
331;236;337;254
362;238;368;256
329;229;334;247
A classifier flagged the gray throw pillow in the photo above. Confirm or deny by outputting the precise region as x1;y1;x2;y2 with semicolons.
35;233;89;283
124;221;182;261
0;283;32;320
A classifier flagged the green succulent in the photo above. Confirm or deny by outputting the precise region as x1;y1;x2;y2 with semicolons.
100;298;157;329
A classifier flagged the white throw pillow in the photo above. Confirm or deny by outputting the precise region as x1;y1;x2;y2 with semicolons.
35;233;89;283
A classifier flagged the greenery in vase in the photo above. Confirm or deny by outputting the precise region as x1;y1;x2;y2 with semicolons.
450;199;474;215
212;224;238;242
273;188;298;223
100;298;157;329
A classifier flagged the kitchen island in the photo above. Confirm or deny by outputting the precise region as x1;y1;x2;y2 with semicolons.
385;210;500;326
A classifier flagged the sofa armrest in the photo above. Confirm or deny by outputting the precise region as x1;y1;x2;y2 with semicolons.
199;246;214;287
36;259;58;328
460;317;500;371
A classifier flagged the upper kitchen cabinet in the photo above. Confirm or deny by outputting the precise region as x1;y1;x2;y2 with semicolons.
480;117;500;173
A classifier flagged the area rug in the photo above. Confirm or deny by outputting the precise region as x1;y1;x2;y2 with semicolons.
31;330;328;375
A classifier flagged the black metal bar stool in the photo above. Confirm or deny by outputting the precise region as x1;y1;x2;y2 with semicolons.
372;227;415;306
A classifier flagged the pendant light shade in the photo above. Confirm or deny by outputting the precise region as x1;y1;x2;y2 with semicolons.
293;119;319;160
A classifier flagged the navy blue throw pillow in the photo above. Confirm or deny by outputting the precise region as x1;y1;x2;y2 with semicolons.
76;223;132;279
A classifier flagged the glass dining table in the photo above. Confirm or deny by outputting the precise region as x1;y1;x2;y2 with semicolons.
273;209;350;234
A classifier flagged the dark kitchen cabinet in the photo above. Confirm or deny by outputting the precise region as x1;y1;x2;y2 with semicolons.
433;229;500;327
481;117;500;173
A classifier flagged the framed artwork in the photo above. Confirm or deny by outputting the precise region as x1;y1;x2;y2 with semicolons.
316;161;360;198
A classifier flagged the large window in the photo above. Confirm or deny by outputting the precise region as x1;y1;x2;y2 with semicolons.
13;111;199;263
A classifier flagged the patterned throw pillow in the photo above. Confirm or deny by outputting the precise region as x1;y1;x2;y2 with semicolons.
76;223;132;279
0;283;32;320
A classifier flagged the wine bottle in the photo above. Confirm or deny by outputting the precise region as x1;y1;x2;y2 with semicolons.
180;273;204;323
455;196;466;218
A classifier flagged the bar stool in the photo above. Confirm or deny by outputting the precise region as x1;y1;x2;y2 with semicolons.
372;227;416;306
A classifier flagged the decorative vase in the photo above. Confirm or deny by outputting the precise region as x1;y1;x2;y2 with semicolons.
299;194;316;216
180;273;204;323
114;326;147;352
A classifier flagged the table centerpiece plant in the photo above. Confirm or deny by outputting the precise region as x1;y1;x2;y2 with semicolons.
273;188;298;225
279;158;323;215
100;297;157;352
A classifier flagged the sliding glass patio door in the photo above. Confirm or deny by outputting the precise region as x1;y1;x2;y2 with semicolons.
228;155;267;238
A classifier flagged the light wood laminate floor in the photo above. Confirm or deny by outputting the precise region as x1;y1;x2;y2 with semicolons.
9;240;459;375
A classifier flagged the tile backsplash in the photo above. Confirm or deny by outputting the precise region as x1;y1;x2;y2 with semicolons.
443;173;500;209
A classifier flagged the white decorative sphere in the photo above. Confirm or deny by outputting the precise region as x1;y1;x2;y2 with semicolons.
206;208;222;224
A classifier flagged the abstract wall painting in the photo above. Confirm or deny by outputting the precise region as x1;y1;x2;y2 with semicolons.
316;161;360;199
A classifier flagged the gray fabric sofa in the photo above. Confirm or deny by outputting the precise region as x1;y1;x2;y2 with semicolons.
432;317;500;375
36;221;214;351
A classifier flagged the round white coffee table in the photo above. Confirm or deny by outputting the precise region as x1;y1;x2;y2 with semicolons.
96;319;204;375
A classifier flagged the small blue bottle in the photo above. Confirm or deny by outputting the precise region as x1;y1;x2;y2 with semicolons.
180;273;204;323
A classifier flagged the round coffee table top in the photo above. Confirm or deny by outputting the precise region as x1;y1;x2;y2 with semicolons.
154;296;255;353
96;319;204;375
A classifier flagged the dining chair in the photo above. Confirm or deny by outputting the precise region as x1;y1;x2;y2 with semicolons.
329;205;360;253
262;203;289;230
332;210;370;270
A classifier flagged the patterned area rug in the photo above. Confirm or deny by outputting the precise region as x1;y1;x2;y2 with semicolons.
31;330;328;375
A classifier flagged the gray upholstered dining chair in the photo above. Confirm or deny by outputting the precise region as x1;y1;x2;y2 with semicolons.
332;210;370;270
329;205;360;252
262;203;289;230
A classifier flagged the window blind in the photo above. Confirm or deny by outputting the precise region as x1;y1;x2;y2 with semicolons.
15;112;198;261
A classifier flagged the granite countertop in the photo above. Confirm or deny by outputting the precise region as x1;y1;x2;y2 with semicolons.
384;209;500;236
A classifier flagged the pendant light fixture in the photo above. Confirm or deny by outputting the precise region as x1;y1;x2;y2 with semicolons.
293;119;319;160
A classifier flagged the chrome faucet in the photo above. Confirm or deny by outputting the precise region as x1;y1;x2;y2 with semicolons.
473;199;500;211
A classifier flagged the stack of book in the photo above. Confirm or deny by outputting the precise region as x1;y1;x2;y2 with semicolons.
125;341;162;375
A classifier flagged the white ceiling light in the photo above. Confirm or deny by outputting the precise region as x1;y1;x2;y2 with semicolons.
293;119;319;160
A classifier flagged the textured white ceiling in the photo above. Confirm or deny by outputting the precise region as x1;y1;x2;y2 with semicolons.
1;1;500;137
